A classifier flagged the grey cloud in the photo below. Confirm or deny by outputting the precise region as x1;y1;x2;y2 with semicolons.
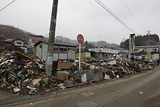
0;0;160;44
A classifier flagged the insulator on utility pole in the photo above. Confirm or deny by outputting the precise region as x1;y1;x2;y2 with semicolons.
46;0;59;76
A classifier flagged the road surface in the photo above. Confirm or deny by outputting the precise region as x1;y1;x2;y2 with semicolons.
2;66;160;107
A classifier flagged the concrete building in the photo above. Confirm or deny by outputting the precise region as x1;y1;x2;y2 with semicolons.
89;47;118;60
3;39;27;53
34;41;76;61
134;45;160;60
12;39;27;53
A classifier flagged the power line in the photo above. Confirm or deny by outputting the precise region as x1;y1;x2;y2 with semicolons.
121;0;147;32
95;0;135;33
128;0;150;32
94;0;135;33
90;0;101;39
0;0;16;13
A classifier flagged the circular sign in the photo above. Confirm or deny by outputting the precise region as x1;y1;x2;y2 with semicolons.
77;34;84;44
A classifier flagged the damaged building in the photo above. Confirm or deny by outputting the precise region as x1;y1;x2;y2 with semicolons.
134;45;160;60
0;39;27;53
34;41;76;61
89;47;119;60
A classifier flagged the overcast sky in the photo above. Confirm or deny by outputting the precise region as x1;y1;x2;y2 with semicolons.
0;0;160;44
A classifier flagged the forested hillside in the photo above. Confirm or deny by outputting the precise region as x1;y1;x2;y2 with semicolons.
120;34;160;49
0;24;31;41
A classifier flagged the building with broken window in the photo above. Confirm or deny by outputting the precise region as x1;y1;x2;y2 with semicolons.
12;39;27;52
34;41;76;61
0;39;27;53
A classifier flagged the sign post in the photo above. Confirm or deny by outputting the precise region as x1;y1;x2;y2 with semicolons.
79;44;81;71
77;34;84;72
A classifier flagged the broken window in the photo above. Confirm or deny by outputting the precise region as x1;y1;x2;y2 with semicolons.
60;48;67;53
16;41;22;45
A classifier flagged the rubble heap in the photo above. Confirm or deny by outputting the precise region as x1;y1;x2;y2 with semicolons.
0;50;155;95
103;59;153;79
0;50;48;95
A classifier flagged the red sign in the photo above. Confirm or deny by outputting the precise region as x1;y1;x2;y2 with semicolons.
77;34;84;44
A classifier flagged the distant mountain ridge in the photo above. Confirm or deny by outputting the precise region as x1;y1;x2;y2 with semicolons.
0;24;119;48
0;24;31;41
55;36;78;45
120;34;160;49
90;41;120;48
0;24;47;44
56;36;120;48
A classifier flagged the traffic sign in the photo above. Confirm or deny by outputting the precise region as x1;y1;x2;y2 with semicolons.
77;34;84;44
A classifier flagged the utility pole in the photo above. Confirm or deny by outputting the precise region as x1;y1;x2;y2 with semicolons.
129;34;131;61
46;0;59;76
147;31;151;46
147;31;151;58
129;34;135;61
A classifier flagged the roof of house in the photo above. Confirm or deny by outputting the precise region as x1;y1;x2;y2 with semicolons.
4;39;13;42
4;39;28;45
34;41;77;47
12;39;25;42
29;35;46;44
0;41;15;45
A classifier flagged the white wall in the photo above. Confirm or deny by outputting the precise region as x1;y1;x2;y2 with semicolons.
68;50;75;61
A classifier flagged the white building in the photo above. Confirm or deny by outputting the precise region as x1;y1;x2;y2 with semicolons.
89;48;118;54
134;45;160;60
34;41;76;61
89;47;118;59
4;39;27;53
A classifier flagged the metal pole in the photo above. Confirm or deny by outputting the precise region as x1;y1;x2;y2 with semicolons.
79;44;81;72
46;0;59;76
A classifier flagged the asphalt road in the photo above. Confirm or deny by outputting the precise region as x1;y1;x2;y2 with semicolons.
2;66;160;107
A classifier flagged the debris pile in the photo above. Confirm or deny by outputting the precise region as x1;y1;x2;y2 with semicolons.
0;50;155;95
103;59;153;79
0;50;47;95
